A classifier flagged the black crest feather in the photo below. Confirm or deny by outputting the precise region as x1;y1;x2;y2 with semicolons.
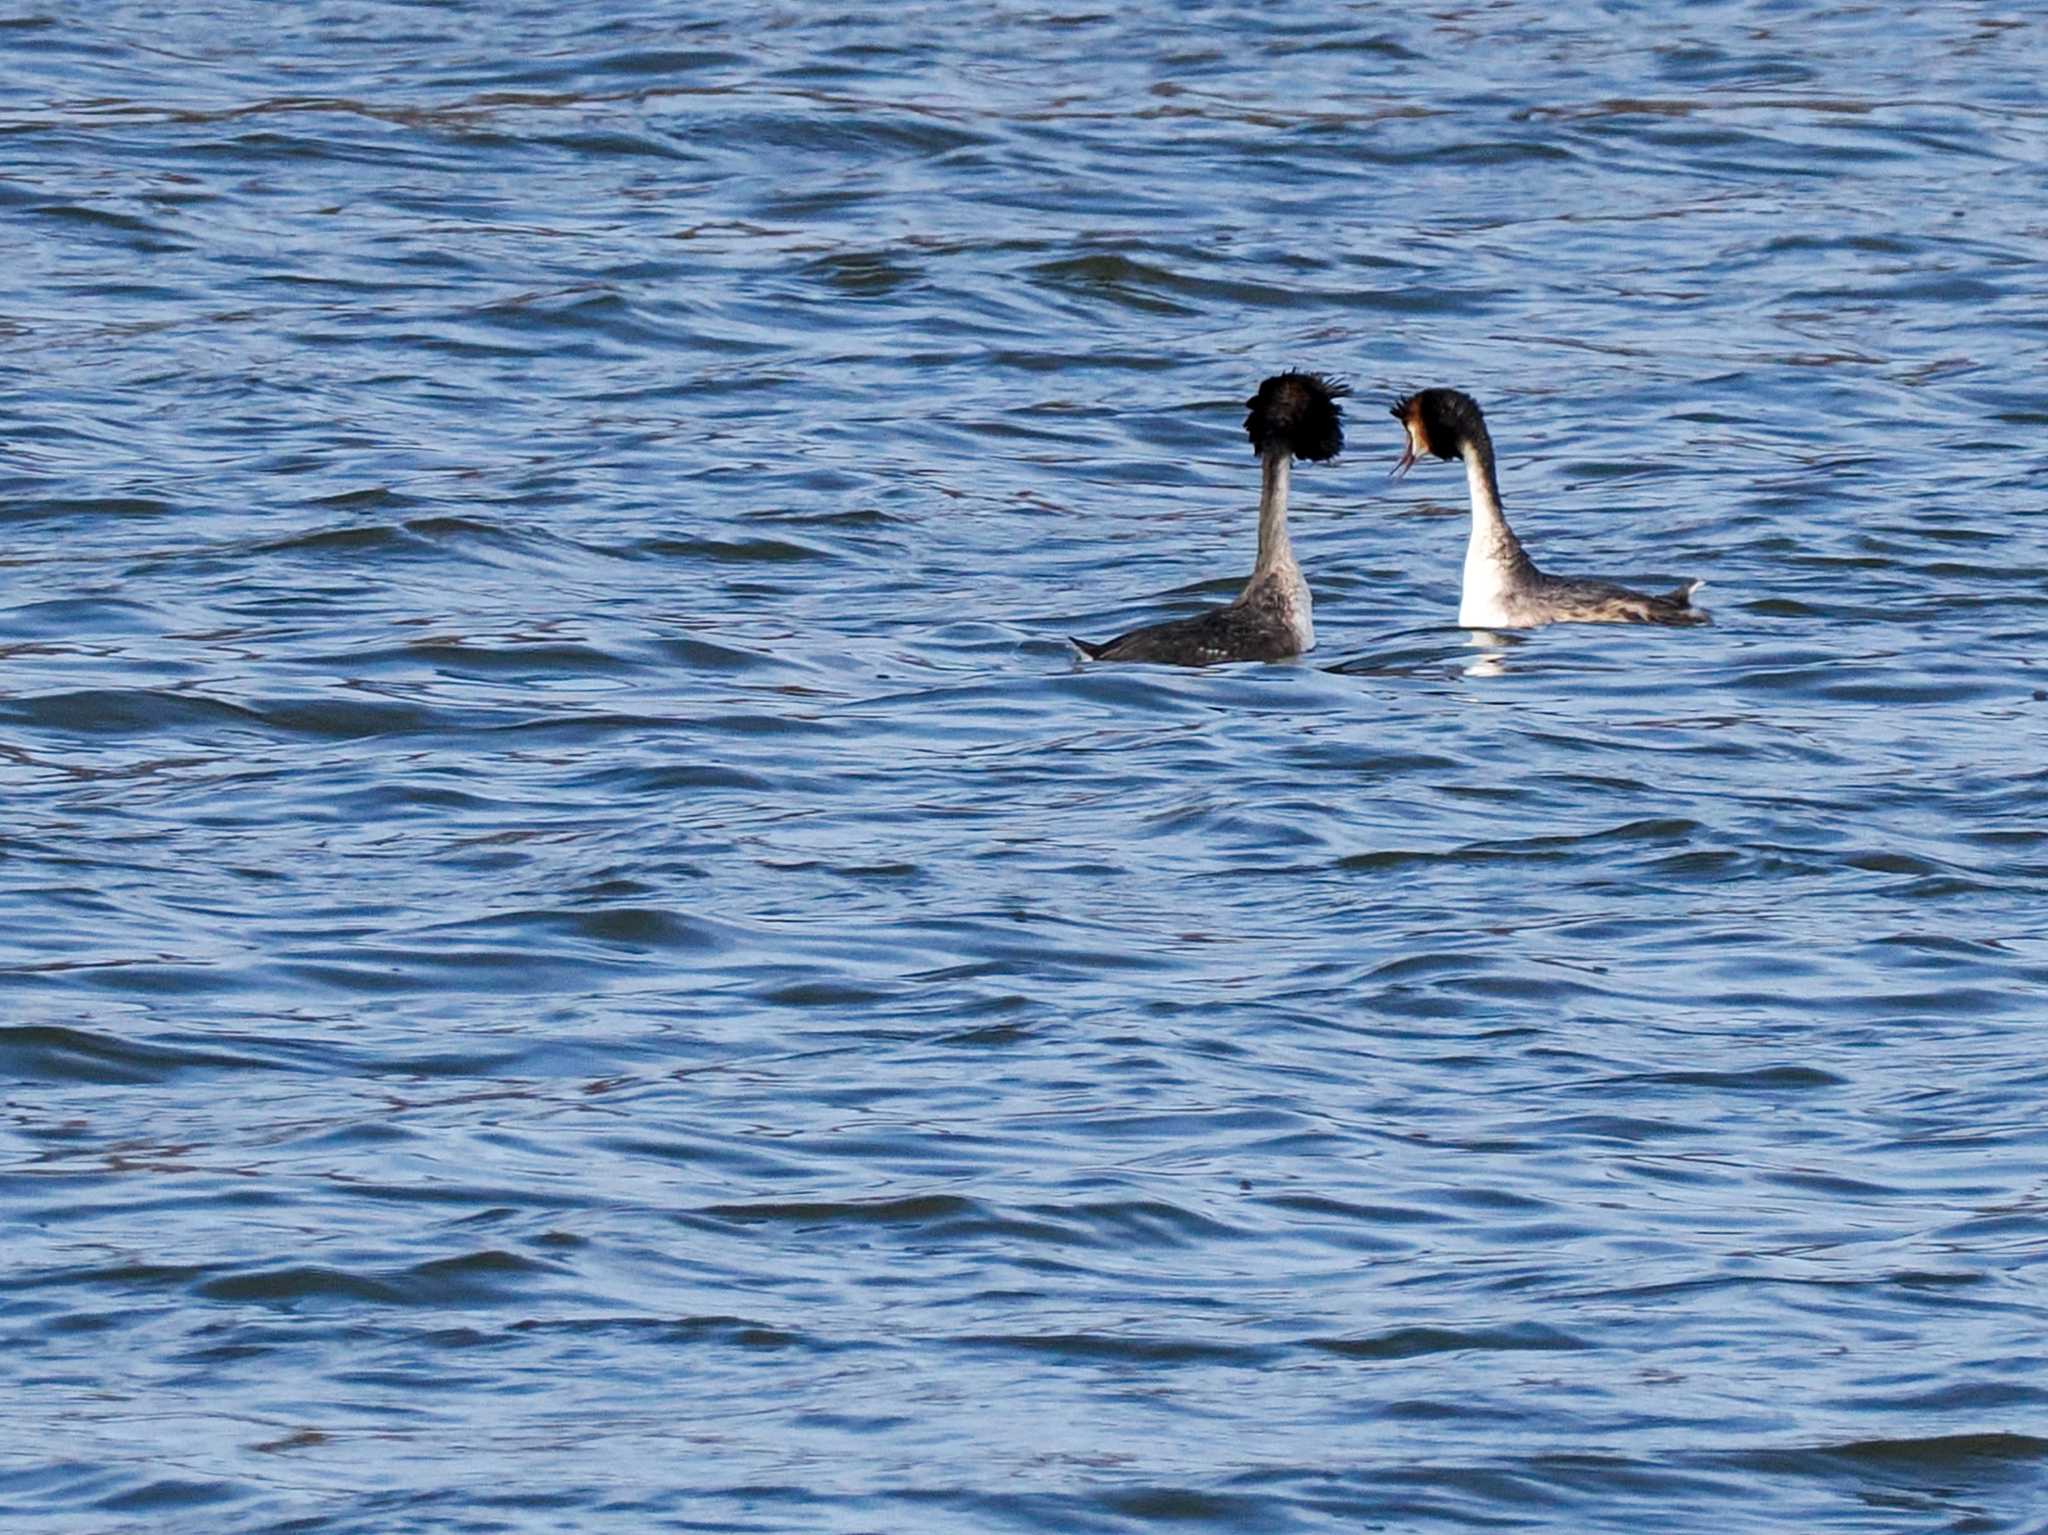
1245;371;1347;462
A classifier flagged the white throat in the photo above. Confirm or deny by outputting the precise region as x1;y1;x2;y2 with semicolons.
1458;446;1523;629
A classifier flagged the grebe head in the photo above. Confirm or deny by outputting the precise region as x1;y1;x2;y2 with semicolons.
1245;372;1347;462
1389;387;1486;479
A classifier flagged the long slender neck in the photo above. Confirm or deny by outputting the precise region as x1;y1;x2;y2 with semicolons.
1242;448;1314;652
1459;426;1531;575
1251;451;1295;579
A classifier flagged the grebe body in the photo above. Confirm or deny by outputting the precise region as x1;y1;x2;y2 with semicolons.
1072;372;1346;666
1391;388;1707;629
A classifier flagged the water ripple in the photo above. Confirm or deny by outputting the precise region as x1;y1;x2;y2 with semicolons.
2;2;2046;1531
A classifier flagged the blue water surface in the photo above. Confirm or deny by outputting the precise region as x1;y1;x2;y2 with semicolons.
2;3;2046;1531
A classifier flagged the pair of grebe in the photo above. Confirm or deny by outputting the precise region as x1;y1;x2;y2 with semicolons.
1072;375;1705;666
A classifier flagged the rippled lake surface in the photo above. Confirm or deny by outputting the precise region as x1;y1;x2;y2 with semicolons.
4;3;2047;1530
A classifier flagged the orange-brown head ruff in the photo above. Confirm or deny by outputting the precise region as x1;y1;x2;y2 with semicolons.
1389;388;1487;479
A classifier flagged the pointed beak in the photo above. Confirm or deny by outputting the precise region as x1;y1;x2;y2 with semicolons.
1391;441;1417;481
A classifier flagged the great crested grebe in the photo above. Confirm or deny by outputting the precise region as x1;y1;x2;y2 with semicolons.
1390;387;1707;629
1072;371;1347;666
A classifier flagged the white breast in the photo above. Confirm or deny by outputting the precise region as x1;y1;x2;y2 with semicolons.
1459;542;1522;628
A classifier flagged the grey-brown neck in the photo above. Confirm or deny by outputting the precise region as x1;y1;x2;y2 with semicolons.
1239;449;1314;652
1251;451;1295;580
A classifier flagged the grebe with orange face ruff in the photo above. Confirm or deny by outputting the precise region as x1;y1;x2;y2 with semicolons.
1071;371;1347;666
1390;387;1707;629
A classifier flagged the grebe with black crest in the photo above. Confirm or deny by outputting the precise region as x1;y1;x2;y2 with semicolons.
1390;387;1708;629
1071;371;1347;666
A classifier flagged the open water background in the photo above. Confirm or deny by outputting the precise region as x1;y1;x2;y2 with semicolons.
3;3;2046;1531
